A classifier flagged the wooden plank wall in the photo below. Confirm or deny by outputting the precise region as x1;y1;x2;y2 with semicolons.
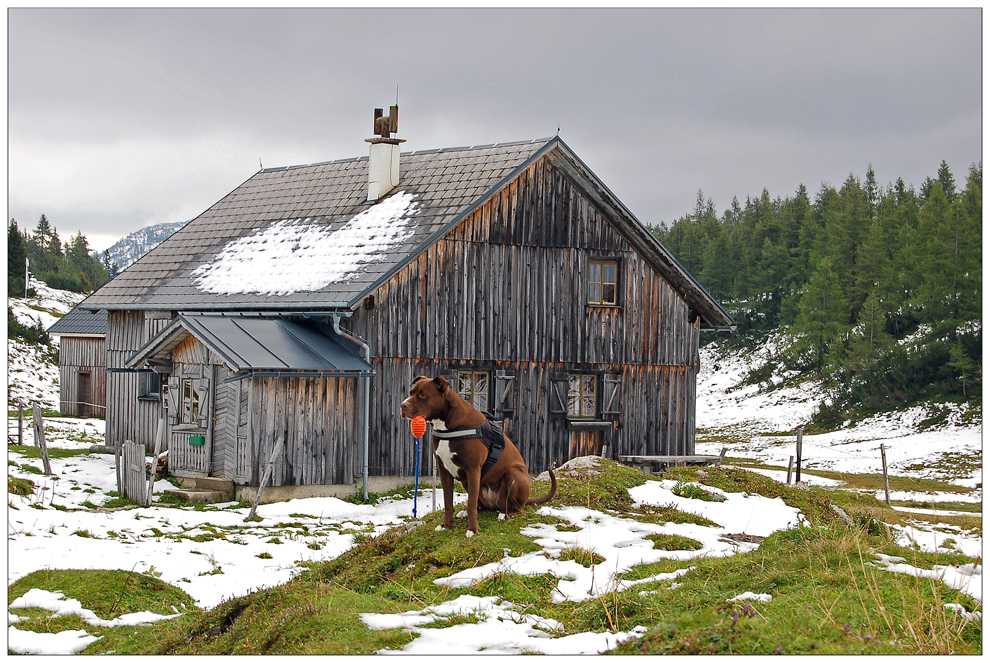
105;311;173;451
354;155;702;473
249;376;361;487
58;336;107;418
367;356;698;477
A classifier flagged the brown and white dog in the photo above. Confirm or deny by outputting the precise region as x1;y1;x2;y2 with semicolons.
400;375;556;537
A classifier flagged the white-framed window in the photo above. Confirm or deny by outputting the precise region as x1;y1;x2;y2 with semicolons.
567;373;599;418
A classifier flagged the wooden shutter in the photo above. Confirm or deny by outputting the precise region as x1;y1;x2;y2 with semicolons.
494;370;516;418
165;376;180;421
195;377;211;427
602;373;622;417
549;372;570;416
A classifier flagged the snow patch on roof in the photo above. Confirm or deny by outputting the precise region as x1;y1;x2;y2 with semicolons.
192;191;420;296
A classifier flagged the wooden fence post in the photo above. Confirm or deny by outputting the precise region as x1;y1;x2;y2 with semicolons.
146;417;165;506
18;404;24;446
32;405;52;475
795;426;803;483
880;444;891;506
246;431;286;521
115;443;123;494
786;456;794;485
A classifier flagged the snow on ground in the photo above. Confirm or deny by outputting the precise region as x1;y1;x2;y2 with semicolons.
5;295;983;654
7;339;60;410
7;276;81;410
8;277;85;332
696;338;983;488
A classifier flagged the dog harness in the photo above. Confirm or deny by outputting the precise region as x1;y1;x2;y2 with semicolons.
430;419;505;478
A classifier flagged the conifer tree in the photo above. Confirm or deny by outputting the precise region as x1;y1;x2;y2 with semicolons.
789;257;849;376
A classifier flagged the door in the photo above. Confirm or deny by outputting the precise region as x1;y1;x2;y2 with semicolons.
78;371;93;418
165;369;213;477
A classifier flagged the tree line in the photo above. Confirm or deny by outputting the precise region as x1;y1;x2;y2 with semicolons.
7;215;112;297
653;160;982;425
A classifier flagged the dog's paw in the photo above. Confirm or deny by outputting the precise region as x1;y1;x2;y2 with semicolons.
465;530;475;539
498;513;507;521
455;510;468;519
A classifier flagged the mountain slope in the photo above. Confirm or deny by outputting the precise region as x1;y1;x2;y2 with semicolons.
99;221;187;271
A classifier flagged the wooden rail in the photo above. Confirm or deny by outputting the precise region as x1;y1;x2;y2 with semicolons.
619;448;727;473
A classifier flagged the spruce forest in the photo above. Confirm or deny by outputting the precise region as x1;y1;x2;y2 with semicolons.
652;161;982;428
7;214;112;297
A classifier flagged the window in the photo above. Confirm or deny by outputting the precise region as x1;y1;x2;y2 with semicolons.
137;371;161;401
567;374;598;418
181;378;201;425
457;370;490;413
588;259;619;306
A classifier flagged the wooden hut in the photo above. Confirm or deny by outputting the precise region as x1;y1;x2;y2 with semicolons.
47;306;108;418
81;115;732;493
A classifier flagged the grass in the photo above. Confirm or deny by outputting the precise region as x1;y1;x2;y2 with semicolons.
8;568;198;642
8;444;93;460
8;459;982;655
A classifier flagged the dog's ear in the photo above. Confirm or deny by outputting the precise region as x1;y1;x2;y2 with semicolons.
433;375;449;393
411;375;430;386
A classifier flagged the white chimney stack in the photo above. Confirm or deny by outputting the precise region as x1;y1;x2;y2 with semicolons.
365;105;405;202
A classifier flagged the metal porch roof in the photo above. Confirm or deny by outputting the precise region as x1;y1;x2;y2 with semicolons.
127;314;373;377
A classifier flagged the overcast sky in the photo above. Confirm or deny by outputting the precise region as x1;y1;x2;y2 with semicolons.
7;7;983;252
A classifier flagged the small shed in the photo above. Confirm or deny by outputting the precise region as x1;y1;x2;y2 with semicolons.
48;306;108;418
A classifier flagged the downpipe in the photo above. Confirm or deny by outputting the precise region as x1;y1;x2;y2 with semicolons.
332;315;373;502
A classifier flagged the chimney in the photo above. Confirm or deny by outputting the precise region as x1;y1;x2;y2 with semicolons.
365;105;405;202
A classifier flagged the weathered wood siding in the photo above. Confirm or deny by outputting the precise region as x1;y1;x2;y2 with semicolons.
353;156;701;474
57;336;107;418
248;376;361;487
105;310;173;450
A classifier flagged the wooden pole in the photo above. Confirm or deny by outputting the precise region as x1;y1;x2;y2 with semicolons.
880;444;891;506
795;426;803;483
18;405;24;446
246;431;285;521
786;456;794;485
32;405;51;475
146;417;165;506
115;443;123;494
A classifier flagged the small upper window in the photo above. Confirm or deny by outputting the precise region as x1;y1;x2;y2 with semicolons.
457;370;490;413
567;374;598;418
588;259;619;306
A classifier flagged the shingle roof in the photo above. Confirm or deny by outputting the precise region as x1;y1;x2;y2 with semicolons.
82;139;554;311
80;135;731;327
47;306;108;336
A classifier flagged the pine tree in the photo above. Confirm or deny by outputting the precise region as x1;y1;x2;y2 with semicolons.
8;219;28;296
789;257;849;376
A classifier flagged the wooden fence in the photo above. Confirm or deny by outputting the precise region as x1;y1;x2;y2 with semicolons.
120;440;150;505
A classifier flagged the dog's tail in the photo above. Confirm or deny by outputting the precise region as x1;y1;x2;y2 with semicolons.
527;462;557;506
